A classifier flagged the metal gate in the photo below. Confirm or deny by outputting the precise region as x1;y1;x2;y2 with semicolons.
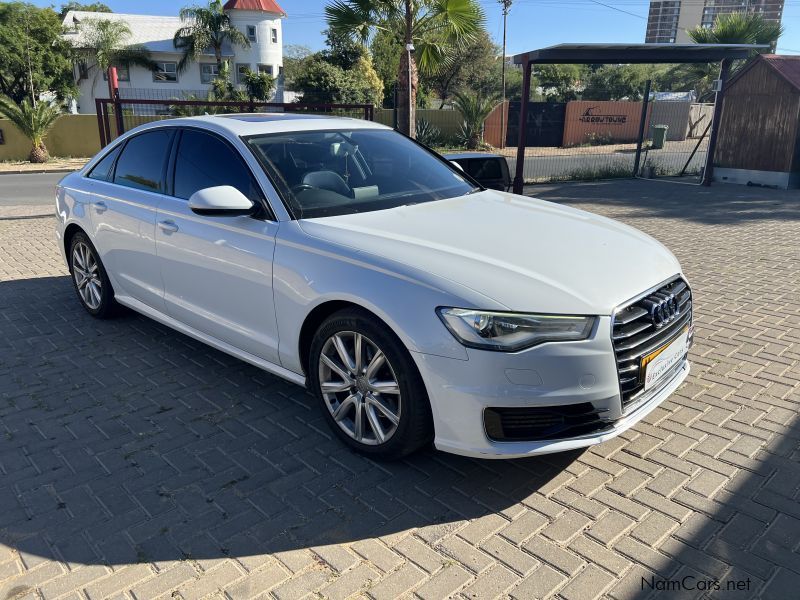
95;98;374;148
505;102;566;147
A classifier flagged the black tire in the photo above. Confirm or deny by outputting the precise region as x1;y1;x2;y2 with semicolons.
308;308;434;459
68;231;118;319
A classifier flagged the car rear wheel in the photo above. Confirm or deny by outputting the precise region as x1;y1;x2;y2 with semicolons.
69;232;117;318
308;308;433;459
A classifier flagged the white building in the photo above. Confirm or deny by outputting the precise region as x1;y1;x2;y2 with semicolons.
63;0;286;113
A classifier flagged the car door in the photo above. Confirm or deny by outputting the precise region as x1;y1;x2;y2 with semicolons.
155;128;281;364
85;129;174;311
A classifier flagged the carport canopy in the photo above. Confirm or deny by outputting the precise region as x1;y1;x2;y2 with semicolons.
510;43;768;192
513;43;761;65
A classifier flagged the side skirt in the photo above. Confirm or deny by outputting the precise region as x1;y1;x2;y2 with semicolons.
115;295;307;388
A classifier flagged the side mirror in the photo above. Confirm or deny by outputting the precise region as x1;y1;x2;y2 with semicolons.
188;185;254;217
450;160;464;172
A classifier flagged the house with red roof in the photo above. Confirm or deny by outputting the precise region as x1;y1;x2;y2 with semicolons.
62;0;287;113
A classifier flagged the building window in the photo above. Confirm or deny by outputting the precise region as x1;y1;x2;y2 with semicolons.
77;60;88;80
153;62;178;82
246;25;257;42
271;28;278;43
236;63;251;84
200;63;220;84
102;65;130;82
257;64;273;77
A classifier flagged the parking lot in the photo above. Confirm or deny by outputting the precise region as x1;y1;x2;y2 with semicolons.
1;178;799;599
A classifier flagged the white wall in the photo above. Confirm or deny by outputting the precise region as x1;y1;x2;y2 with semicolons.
75;52;220;113
74;9;284;114
227;9;283;78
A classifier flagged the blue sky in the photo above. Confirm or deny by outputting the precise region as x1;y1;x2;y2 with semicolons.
28;0;800;55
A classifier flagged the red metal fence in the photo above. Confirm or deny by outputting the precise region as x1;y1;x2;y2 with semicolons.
95;98;375;148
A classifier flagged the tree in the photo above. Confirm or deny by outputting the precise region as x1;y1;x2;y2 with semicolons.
74;18;157;101
0;3;75;105
688;11;782;50
370;29;401;106
323;28;363;70
0;96;62;162
173;0;250;71
60;2;111;19
352;54;384;107
326;0;485;137
282;44;313;88
452;90;499;149
210;61;245;101
654;62;713;100
534;64;586;102
422;29;498;108
582;64;652;101
242;70;275;102
676;13;783;100
291;54;381;105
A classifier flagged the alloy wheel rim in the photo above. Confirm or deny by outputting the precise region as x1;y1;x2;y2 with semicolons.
318;331;401;445
72;242;102;310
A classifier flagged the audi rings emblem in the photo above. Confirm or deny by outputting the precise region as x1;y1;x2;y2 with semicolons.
642;293;679;328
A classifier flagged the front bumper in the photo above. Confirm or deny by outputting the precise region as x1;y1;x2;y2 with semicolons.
412;316;690;459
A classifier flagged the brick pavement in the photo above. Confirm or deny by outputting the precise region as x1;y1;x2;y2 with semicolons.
0;179;799;599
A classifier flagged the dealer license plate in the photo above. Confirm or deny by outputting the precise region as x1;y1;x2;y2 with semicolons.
642;328;690;391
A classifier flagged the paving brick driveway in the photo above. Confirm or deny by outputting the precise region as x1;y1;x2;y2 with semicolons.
1;179;799;600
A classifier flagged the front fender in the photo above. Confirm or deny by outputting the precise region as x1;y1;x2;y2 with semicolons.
273;222;505;374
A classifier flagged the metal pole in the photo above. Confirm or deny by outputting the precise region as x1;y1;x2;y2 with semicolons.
95;99;107;148
702;58;731;186
108;66;124;138
406;43;414;137
500;1;512;148
513;57;532;195
633;79;652;177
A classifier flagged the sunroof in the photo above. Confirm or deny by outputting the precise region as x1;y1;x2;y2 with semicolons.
219;113;337;122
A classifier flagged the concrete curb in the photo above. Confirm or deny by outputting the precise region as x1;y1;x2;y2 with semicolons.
0;205;53;219
0;168;77;175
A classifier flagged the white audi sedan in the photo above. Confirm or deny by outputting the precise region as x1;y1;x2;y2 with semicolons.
55;114;693;459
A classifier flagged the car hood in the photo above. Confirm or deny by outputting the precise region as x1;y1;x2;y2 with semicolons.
298;190;682;315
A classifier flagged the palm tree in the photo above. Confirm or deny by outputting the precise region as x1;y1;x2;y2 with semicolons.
685;12;783;100
689;12;783;50
76;18;157;101
452;90;498;149
173;0;251;72
326;0;485;137
0;97;62;163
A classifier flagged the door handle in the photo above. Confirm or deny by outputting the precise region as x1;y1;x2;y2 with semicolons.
157;220;179;233
93;200;107;212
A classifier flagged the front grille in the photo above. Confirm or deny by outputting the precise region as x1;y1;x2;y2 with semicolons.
484;404;613;442
612;277;692;410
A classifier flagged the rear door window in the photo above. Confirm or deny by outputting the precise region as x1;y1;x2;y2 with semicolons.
113;130;173;193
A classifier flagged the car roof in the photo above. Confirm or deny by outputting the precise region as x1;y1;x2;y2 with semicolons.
140;113;391;137
442;152;505;160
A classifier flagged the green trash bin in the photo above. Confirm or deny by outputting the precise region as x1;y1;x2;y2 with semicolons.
651;124;669;150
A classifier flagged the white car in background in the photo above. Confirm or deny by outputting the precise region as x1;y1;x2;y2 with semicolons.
55;114;693;459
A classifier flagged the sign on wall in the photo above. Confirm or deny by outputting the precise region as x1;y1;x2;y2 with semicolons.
562;101;651;147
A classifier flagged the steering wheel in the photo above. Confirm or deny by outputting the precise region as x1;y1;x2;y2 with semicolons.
291;183;315;193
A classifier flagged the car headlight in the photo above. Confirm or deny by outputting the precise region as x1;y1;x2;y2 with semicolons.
437;308;596;352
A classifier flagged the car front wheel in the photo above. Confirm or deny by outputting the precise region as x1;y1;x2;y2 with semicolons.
308;308;433;459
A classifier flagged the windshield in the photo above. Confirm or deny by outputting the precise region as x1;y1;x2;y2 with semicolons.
245;129;480;219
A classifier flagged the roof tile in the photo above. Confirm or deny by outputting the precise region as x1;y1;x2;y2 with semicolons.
222;0;286;15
